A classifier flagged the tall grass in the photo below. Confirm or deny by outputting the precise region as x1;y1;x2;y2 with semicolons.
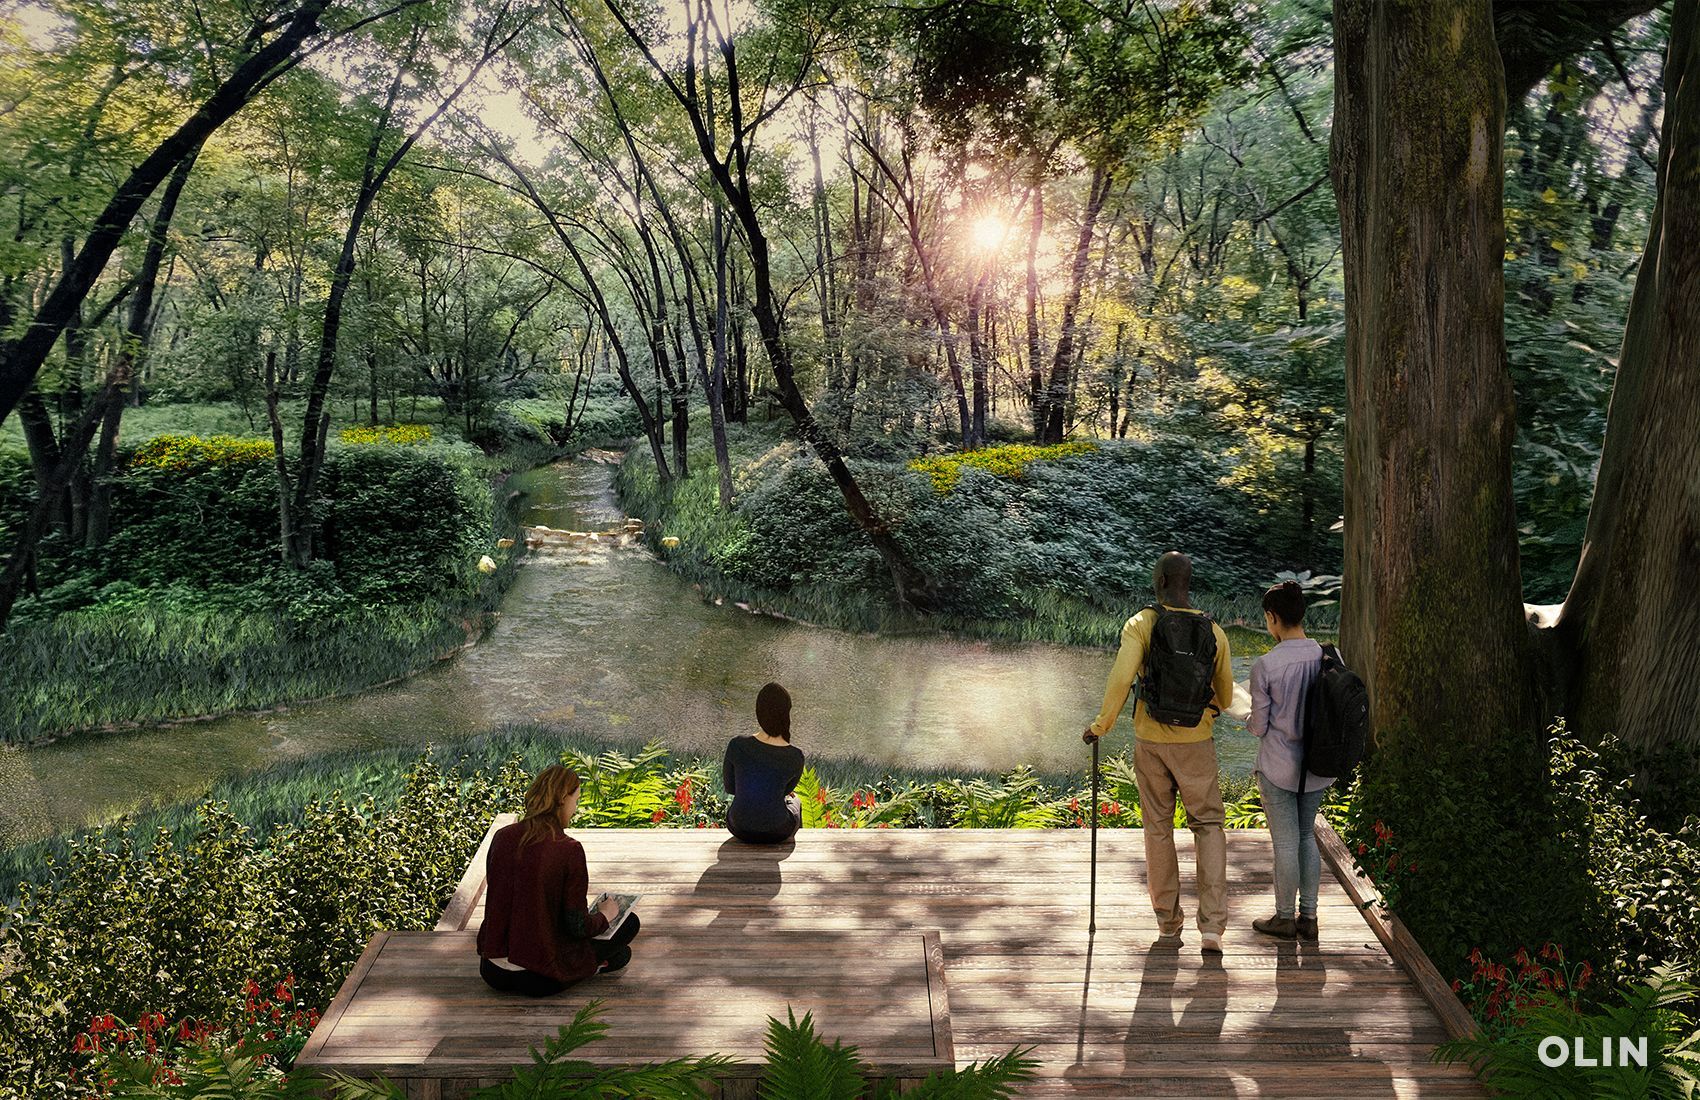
0;600;495;744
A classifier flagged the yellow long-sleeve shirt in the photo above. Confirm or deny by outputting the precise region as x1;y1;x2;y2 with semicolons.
1088;606;1234;744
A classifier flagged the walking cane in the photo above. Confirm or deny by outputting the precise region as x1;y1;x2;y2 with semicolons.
1088;734;1100;934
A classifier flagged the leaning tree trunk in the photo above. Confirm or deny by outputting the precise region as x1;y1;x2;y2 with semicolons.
89;146;200;548
1332;0;1533;752
1550;0;1700;754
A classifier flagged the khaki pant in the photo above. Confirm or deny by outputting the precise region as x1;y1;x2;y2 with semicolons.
1134;738;1228;936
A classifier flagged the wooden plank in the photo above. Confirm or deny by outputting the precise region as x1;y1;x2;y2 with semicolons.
434;815;512;932
297;932;388;1067
922;930;952;1065
297;929;950;1081
1317;822;1479;1041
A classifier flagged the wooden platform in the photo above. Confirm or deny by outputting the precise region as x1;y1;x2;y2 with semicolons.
297;928;952;1096
304;821;1484;1097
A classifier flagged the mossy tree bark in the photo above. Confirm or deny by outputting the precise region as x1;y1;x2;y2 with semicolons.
1332;0;1534;753
1550;0;1700;754
1336;0;1699;759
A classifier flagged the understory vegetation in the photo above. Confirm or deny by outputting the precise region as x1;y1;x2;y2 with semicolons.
618;419;1340;646
1346;726;1700;1075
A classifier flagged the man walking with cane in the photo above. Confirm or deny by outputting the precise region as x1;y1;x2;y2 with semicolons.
1082;552;1235;954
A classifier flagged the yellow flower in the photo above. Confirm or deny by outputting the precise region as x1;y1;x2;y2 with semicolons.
477;555;498;574
661;536;681;549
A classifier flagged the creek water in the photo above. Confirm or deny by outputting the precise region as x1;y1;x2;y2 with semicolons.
0;458;1258;847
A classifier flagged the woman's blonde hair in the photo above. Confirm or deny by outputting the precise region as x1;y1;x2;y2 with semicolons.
518;764;581;848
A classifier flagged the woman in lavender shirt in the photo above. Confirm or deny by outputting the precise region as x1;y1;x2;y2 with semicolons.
1248;581;1328;941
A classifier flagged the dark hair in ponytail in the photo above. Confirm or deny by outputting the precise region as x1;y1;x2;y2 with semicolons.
1261;580;1306;628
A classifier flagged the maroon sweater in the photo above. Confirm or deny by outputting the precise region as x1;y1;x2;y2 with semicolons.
476;822;609;984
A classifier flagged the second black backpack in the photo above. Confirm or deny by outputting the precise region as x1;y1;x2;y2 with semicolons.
1137;606;1219;727
1302;644;1369;782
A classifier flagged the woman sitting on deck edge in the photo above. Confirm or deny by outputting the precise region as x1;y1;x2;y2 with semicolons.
477;765;640;995
723;682;806;844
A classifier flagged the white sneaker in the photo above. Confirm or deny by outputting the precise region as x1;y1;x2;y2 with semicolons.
1201;932;1224;955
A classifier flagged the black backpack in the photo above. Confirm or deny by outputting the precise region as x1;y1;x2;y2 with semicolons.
1300;644;1369;789
1137;606;1219;728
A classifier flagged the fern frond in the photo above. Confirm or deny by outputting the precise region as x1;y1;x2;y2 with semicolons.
882;1048;1040;1099
758;1008;865;1100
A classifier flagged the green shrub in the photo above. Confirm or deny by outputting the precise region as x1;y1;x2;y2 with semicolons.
1349;726;1700;996
0;755;512;1095
1346;730;1597;988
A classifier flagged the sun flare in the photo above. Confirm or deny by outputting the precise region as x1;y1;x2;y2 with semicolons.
969;214;1010;252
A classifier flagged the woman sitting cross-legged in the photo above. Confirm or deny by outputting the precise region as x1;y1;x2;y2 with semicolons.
723;682;806;845
1249;581;1330;942
477;764;640;995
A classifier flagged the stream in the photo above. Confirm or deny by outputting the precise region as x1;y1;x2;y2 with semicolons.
0;457;1258;847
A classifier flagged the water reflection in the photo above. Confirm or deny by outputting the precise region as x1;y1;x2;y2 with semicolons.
0;458;1257;844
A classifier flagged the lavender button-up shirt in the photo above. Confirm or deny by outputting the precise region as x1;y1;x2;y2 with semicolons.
1249;638;1331;793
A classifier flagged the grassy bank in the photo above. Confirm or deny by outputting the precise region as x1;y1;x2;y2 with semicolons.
0;389;646;743
616;419;1336;649
0;436;521;744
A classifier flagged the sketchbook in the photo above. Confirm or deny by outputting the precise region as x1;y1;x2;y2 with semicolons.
1224;680;1253;723
589;892;641;940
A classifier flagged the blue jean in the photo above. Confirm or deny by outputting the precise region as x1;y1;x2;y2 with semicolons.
1257;773;1328;919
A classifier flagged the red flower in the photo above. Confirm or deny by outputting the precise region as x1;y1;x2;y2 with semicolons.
1578;961;1593;988
1356;842;1367;856
1070;798;1080;813
1450;979;1462;993
650;809;666;823
1108;801;1121;816
243;979;261;997
674;780;693;812
816;789;827;804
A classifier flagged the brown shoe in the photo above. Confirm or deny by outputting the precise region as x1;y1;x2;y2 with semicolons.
1253;915;1297;939
1296;916;1318;941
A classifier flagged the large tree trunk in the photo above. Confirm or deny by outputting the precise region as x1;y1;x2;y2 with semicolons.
1550;0;1700;754
1332;0;1532;751
0;0;332;428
